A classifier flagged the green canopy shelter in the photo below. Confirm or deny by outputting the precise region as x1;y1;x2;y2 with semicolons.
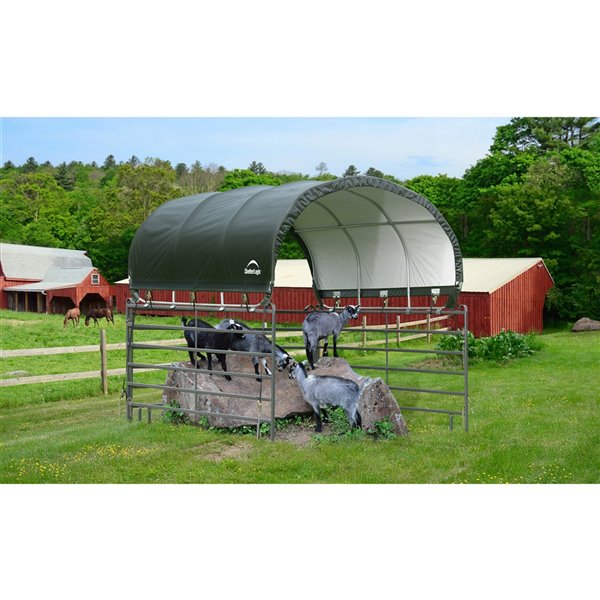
128;176;463;307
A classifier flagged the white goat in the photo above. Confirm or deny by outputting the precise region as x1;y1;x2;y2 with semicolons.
288;360;362;433
302;304;361;369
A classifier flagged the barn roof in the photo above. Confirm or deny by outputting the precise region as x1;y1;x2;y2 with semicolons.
462;258;553;293
0;243;91;280
128;176;463;306
3;266;95;292
248;257;553;294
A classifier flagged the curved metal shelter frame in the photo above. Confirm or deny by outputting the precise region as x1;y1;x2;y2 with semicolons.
129;176;463;307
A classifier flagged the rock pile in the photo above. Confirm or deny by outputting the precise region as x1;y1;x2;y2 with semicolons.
162;355;408;435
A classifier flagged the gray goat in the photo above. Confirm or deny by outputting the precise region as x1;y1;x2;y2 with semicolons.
181;317;245;381
217;319;292;381
288;360;362;432
302;304;361;369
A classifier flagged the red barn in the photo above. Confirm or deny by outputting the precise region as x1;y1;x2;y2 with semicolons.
0;243;114;314
458;258;554;337
115;257;553;336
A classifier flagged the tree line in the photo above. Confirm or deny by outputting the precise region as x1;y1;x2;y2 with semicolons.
1;117;598;322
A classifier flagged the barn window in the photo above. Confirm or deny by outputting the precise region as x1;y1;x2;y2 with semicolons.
91;274;100;285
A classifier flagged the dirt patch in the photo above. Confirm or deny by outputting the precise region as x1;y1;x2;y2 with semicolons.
200;440;254;462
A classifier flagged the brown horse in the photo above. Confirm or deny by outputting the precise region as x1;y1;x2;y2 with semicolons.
85;308;115;326
63;307;81;327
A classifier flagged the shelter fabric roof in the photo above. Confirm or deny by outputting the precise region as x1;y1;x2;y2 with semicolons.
3;267;94;292
0;243;91;280
461;258;553;293
128;176;463;306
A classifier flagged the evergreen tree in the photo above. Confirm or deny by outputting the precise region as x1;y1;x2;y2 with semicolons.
343;165;360;176
54;162;76;191
175;162;188;179
248;161;267;174
102;154;117;169
365;167;384;178
22;157;39;173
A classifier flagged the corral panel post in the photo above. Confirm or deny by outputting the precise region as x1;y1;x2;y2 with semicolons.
100;329;108;395
125;301;134;420
463;305;469;432
270;303;277;442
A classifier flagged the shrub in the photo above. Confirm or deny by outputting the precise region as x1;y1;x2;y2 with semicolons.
476;330;542;361
435;331;477;357
161;401;189;425
435;330;542;362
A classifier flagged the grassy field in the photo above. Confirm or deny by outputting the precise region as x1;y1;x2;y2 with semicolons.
1;309;599;483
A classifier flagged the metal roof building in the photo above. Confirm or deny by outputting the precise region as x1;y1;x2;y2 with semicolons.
459;257;554;337
0;243;113;314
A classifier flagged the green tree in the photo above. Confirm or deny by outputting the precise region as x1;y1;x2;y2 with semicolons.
219;169;281;191
88;162;179;281
343;165;360;176
21;157;39;173
365;167;384;178
0;171;79;248
403;174;465;238
102;155;117;169
175;162;188;180
491;117;600;155
54;162;76;191
248;161;267;175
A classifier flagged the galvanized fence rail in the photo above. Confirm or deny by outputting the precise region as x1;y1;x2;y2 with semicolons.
124;300;469;437
125;300;278;440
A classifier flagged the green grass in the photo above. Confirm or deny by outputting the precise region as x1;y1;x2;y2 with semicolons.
1;309;599;484
0;309;182;349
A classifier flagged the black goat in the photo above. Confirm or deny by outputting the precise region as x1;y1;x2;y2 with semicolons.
217;319;292;381
181;317;245;381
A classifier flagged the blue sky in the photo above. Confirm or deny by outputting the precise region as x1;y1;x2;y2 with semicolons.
1;117;509;180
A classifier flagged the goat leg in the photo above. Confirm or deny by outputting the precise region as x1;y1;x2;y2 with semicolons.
306;345;316;370
355;411;362;429
314;408;323;433
252;357;262;382
217;354;232;382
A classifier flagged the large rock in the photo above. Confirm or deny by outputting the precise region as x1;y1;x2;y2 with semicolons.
572;317;600;332
310;357;408;435
161;355;408;435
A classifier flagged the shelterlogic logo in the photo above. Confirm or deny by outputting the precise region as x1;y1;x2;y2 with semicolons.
244;259;262;276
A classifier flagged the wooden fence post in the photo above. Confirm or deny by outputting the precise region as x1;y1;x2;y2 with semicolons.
362;316;367;346
100;329;108;395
